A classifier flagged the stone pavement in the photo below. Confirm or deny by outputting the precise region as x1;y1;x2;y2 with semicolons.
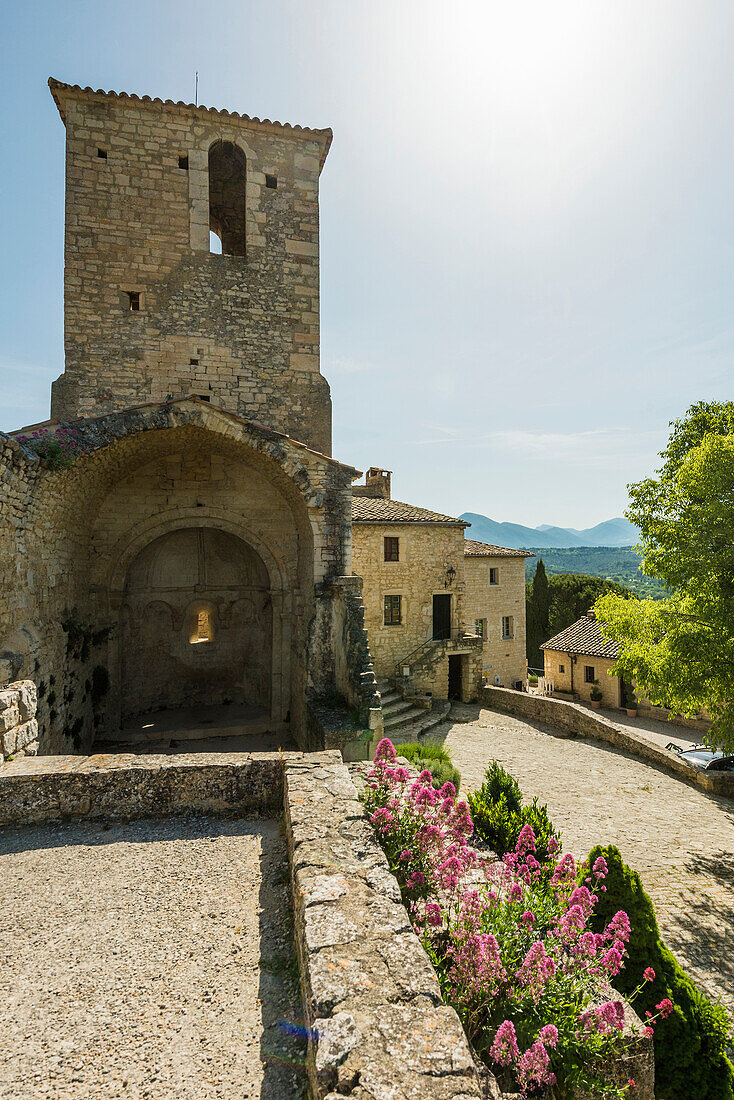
434;704;734;1021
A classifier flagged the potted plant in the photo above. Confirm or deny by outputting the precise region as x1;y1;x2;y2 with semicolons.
589;681;603;709
625;690;638;718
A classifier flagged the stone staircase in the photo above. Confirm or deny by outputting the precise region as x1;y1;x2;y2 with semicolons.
378;682;451;743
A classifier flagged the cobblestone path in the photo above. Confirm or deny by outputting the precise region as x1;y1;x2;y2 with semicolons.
0;816;307;1099
437;705;734;1020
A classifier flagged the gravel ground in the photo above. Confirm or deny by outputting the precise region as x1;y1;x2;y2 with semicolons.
0;815;308;1099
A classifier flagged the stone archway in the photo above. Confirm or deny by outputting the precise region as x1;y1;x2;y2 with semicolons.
119;527;272;720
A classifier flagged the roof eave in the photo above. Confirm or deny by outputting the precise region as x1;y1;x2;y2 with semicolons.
48;78;333;172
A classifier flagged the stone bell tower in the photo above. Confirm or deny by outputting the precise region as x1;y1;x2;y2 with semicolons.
48;79;334;455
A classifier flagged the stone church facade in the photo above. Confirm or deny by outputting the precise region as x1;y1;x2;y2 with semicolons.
0;80;527;761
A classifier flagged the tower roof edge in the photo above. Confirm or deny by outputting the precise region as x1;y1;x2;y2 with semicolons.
48;77;333;170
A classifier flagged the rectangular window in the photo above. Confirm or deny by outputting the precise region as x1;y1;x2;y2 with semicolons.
501;615;514;640
489;567;499;585
126;291;140;312
265;174;278;189
178;154;189;170
384;594;402;625
559;663;565;674
97;148;107;160
384;536;400;562
584;665;595;684
474;618;486;640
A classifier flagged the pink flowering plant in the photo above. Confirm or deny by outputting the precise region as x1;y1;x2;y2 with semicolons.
363;739;665;1098
16;427;86;469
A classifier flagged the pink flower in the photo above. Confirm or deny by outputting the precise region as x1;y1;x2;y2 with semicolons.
656;998;674;1019
508;883;523;903
398;849;413;862
373;738;397;762
520;909;535;928
438;781;456;799
407;871;426;889
538;1024;558;1048
489;1020;520;1066
370;808;394;831
515;1040;556;1091
602;945;624;976
425;902;442;927
515;824;537;856
643;966;655;982
592;855;608;879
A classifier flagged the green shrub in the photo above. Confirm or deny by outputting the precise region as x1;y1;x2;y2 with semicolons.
588;845;734;1100
467;761;560;860
394;742;461;793
479;759;523;813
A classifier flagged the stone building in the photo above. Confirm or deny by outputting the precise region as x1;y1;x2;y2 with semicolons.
0;80;378;760
0;79;529;761
351;468;530;705
542;614;624;708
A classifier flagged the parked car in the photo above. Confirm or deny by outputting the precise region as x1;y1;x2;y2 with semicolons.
666;742;734;771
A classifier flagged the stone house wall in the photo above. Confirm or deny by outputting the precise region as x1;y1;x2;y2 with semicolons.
543;649;622;707
463;555;528;688
48;81;332;455
351;522;468;692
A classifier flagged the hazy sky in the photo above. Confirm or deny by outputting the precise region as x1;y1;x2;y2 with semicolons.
1;0;732;527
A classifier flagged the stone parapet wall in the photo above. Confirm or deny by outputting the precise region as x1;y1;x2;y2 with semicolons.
0;680;38;762
481;685;734;798
0;750;287;825
284;753;483;1098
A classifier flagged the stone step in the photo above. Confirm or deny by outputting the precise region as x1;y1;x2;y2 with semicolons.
383;706;427;731
381;697;416;718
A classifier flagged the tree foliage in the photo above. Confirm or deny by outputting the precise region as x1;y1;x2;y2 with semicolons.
525;567;632;670
595;401;734;749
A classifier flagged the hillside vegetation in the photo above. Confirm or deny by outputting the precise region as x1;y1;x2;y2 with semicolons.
523;546;665;599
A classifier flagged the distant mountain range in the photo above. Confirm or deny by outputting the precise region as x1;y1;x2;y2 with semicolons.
460;513;639;549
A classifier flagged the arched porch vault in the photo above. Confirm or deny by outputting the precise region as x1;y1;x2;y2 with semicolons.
10;399;358;747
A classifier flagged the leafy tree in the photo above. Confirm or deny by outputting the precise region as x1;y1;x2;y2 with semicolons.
595;402;734;749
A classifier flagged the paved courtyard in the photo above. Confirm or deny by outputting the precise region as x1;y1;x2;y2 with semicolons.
434;705;734;1020
0;816;307;1099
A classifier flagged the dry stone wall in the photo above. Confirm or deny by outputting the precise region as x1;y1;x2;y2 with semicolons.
0;680;38;762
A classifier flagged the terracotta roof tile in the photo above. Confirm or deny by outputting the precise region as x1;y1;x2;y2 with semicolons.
464;539;534;559
542;615;619;659
351;497;466;526
48;78;333;169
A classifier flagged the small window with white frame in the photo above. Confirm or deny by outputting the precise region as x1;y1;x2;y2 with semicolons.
489;567;499;585
501;615;514;640
474;618;486;640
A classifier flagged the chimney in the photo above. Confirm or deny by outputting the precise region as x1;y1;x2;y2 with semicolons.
353;467;392;499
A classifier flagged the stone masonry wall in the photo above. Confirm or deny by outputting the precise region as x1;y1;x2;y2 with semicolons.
0;680;38;762
463;556;528;688
49;83;332;455
543;649;622;707
2;401;357;752
351;523;468;685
